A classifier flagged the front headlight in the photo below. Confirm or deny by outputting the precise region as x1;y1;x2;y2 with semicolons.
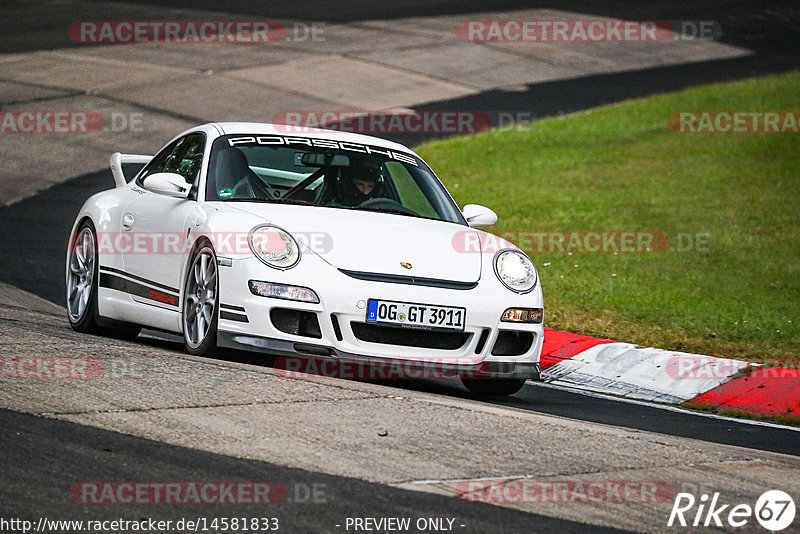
248;225;300;269
249;280;319;303
494;250;537;293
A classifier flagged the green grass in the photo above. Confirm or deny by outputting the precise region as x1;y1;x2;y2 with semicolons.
416;72;800;365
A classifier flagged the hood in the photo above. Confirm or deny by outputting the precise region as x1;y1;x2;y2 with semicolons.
227;203;482;283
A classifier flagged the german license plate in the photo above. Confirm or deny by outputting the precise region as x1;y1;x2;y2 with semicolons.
366;299;466;331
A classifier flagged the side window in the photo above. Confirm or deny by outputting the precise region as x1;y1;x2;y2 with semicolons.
136;133;206;187
136;139;179;187
165;133;205;184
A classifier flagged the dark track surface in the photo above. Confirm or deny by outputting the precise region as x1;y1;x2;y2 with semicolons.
0;409;630;534
390;52;800;147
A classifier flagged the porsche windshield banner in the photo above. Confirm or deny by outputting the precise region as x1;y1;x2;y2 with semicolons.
226;135;419;166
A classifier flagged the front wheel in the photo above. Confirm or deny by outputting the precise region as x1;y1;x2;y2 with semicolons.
182;243;219;356
461;377;527;396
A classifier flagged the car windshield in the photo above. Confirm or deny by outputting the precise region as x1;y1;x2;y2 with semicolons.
205;134;465;224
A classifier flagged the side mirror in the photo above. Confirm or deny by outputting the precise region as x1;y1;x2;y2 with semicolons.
462;204;498;228
143;172;191;198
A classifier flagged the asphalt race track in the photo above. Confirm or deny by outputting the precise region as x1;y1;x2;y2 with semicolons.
2;409;629;534
1;1;800;533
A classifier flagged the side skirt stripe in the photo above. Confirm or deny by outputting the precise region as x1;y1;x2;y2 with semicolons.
99;271;179;309
99;265;179;294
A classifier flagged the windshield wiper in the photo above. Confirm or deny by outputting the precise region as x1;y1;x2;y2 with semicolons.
223;196;281;203
357;206;422;218
224;197;307;205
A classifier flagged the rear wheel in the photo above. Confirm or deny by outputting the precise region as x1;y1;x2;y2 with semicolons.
67;223;102;333
182;243;219;356
461;377;527;396
67;221;140;339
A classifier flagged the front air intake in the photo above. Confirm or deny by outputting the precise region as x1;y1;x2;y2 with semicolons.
491;330;534;356
270;308;322;339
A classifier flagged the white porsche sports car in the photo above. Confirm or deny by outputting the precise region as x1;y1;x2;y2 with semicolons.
66;123;543;395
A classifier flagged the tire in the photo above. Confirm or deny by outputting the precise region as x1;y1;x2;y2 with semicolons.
182;242;219;356
66;221;141;339
66;222;103;334
461;377;527;396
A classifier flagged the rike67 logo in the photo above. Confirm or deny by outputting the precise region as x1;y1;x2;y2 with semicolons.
668;490;796;531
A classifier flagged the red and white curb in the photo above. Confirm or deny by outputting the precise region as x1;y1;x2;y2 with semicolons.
539;328;800;420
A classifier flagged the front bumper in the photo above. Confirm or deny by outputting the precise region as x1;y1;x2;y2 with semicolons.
218;331;541;379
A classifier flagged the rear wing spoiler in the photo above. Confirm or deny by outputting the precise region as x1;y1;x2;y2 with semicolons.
110;152;153;188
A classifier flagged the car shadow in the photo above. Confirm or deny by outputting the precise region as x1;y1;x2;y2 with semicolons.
135;329;535;404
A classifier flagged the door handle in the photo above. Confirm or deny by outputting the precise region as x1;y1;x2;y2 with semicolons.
122;213;135;231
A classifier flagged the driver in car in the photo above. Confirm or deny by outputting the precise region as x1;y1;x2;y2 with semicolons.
335;164;382;207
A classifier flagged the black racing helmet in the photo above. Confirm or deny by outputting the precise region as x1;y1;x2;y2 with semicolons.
339;164;382;206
